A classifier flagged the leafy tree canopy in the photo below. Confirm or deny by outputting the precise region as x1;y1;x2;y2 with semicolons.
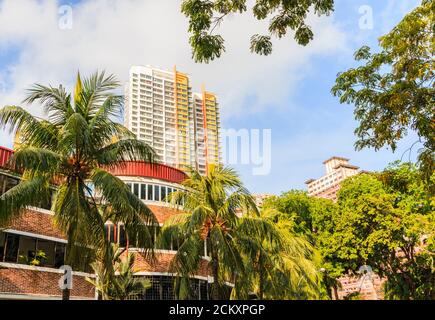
332;0;434;182
264;163;435;299
181;0;334;63
325;163;435;299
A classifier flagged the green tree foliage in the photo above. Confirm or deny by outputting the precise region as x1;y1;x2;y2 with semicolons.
325;164;435;299
232;207;321;300
181;0;335;63
161;165;321;299
160;165;262;299
263;191;340;299
88;244;151;300
263;190;337;235
0;72;158;275
332;1;435;182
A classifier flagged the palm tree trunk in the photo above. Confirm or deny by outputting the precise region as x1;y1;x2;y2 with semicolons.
211;251;220;300
62;288;71;300
332;284;339;300
259;272;264;299
258;257;264;299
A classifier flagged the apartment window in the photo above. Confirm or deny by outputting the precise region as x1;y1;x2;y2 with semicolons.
54;243;66;268
0;174;19;196
126;183;132;192
105;224;115;243
0;232;5;261
18;236;37;264
154;185;160;201
37;239;55;266
4;233;19;263
1;232;66;268
133;183;139;197
161;186;167;202
141;184;147;200
147;183;153;200
118;225;127;247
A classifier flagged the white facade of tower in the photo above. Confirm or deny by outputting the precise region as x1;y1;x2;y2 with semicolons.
124;66;221;175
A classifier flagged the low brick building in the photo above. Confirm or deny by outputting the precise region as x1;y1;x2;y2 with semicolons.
0;146;213;300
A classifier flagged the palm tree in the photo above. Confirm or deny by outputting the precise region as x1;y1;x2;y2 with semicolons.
234;208;321;299
0;72;158;299
88;244;151;300
160;165;272;300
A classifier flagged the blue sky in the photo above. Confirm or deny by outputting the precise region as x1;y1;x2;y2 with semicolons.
0;0;422;195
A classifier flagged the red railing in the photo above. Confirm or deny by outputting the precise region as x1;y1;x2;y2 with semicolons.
107;161;187;184
0;146;186;184
0;146;13;169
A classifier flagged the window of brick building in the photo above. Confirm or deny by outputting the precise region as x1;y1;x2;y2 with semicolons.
4;233;19;263
17;236;37;264
154;185;160;201
0;174;19;196
54;243;66;268
37;239;56;267
0;232;5;261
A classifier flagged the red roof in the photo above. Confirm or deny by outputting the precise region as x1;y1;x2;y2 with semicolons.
107;161;186;184
147;204;184;224
0;146;186;184
0;146;13;169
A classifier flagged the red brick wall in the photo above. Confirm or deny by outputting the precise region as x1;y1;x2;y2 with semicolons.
7;209;66;240
130;251;211;278
9;206;183;236
147;205;184;224
0;266;95;299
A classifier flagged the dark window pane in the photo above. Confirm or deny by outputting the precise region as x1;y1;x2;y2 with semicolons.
171;237;180;251
126;183;132;191
54;243;66;268
0;175;19;195
18;236;37;265
4;233;20;263
105;224;115;243
162;276;175;300
199;280;209;300
37;239;55;267
161;186;167;202
147;184;153;200
154;185;160;201
189;280;200;300
146;276;162;300
0;232;5;261
133;183;139;197
141;184;146;200
118;225;126;247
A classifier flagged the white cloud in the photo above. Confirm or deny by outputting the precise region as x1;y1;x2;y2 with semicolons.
0;0;349;148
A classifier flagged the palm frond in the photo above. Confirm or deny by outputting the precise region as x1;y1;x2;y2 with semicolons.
0;176;51;226
90;168;158;252
23;84;73;126
96;139;155;167
9;146;62;175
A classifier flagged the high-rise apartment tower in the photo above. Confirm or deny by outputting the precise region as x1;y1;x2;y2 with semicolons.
124;66;221;175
